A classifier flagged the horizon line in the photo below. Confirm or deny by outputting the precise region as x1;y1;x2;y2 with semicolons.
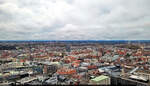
0;40;150;41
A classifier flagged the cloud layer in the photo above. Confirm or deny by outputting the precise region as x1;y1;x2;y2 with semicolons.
0;0;150;40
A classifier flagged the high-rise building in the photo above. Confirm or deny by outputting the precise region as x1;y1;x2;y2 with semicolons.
66;45;71;52
43;65;48;74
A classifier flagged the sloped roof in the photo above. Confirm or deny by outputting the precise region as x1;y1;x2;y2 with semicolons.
91;75;109;82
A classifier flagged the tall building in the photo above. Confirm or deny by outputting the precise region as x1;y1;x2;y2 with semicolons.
66;44;71;52
43;65;48;74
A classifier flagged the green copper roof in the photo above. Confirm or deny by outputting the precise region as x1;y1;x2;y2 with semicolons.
91;75;109;82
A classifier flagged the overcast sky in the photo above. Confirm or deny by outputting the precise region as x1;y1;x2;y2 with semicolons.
0;0;150;40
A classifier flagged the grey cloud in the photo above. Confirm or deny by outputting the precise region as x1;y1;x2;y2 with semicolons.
0;0;150;40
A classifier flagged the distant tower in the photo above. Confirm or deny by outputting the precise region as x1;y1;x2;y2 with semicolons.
141;45;144;55
121;68;125;76
141;46;144;51
66;44;71;52
121;64;125;77
29;44;33;61
138;40;141;46
43;65;47;74
99;48;104;56
128;41;131;45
